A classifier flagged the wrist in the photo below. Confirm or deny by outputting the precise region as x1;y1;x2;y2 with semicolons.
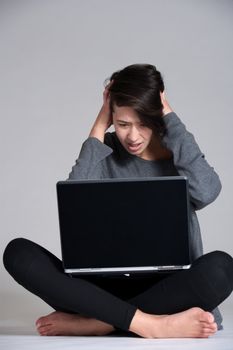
162;108;173;117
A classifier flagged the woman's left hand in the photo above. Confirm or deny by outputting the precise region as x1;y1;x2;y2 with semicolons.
160;91;173;116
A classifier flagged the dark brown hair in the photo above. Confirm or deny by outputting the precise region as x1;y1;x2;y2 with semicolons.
108;64;166;137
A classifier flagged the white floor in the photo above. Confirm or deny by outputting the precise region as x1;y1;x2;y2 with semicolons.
1;312;233;350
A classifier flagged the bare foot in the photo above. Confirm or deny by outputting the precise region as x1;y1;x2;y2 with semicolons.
35;311;115;336
129;307;218;338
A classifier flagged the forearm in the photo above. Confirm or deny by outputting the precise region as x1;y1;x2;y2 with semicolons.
89;86;112;142
70;92;112;179
89;121;107;143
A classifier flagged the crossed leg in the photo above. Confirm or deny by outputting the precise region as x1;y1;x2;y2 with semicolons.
36;308;217;338
3;238;233;338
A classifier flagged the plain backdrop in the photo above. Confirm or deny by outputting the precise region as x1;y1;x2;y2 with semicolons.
0;0;233;326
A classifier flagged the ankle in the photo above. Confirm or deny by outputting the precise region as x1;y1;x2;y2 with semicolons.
129;309;154;337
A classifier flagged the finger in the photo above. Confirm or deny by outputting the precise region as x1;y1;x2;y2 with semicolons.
103;89;110;104
105;80;114;94
160;90;165;97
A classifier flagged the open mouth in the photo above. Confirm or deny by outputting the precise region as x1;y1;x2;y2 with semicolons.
127;143;142;152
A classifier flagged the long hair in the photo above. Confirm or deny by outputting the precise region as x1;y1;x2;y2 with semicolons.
108;64;166;137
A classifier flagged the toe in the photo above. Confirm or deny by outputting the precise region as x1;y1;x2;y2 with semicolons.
202;328;215;338
203;312;215;323
36;317;47;327
38;325;55;336
201;320;217;332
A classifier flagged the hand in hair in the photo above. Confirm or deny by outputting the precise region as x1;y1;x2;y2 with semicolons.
160;91;173;116
102;82;113;125
89;83;113;142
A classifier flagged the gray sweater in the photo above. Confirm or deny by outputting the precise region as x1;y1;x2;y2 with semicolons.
68;112;223;328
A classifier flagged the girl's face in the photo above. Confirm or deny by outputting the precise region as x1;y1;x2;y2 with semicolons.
112;105;154;160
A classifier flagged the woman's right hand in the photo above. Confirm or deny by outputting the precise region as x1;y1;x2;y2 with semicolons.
89;82;113;142
99;82;113;129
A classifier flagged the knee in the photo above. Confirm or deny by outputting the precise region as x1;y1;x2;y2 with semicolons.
207;250;233;271
3;237;32;274
205;250;233;296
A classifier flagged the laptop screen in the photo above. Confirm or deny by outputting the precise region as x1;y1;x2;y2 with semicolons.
57;177;190;272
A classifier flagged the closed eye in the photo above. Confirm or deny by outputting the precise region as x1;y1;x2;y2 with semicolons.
118;123;129;127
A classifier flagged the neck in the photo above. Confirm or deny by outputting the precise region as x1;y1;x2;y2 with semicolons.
140;135;172;161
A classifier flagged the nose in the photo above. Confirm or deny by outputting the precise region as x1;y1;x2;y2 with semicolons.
127;126;139;142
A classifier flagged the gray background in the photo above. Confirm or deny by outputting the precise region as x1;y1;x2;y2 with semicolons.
0;0;233;326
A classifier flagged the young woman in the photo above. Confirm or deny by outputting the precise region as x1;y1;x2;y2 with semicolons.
3;64;233;339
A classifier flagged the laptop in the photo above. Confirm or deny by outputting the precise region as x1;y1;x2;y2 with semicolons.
56;176;191;275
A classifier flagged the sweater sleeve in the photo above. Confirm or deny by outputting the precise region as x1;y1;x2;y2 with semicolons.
162;112;222;210
68;137;113;180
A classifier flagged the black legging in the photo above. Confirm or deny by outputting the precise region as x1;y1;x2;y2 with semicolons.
3;238;233;331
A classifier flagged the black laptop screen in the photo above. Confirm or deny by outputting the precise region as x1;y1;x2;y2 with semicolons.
57;177;190;270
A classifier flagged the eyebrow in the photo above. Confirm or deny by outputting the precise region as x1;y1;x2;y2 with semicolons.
116;119;144;126
116;120;131;124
